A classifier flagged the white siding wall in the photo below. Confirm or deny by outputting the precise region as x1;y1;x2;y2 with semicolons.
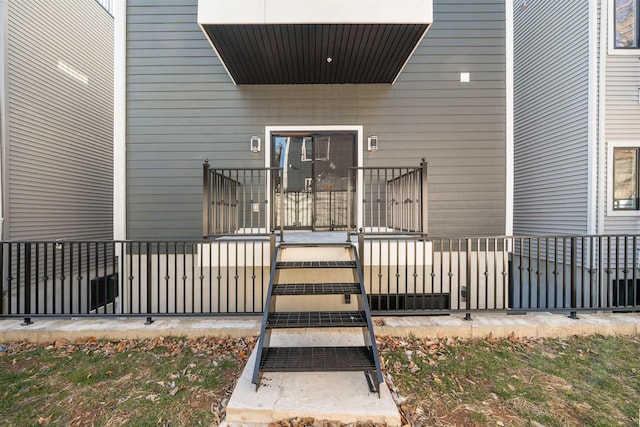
514;1;591;235
603;52;640;234
4;0;114;240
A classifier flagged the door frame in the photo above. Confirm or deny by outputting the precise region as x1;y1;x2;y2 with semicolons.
264;125;364;231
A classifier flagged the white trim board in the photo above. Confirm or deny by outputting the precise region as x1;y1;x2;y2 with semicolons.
505;0;514;236
0;0;8;240
587;0;599;235
113;0;126;240
597;0;608;234
197;0;433;25
264;125;364;229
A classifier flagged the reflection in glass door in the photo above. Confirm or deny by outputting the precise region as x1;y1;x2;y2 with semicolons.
272;132;356;231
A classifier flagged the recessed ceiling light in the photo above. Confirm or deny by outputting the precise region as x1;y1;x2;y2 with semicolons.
326;57;333;63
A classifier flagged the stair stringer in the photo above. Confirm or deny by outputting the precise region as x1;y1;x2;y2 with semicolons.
251;245;280;389
351;243;384;395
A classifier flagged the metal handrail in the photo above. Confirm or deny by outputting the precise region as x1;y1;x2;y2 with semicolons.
347;160;428;238
203;161;283;238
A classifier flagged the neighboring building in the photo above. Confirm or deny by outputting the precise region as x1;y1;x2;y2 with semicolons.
114;0;512;241
513;0;640;310
0;0;114;241
514;0;640;236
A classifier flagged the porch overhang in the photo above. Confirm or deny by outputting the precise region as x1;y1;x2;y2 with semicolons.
197;0;432;85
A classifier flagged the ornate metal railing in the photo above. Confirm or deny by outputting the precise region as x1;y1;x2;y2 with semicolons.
361;234;640;318
1;234;638;324
202;161;282;237
348;161;428;237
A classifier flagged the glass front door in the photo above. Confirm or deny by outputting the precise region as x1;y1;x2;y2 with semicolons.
272;132;356;231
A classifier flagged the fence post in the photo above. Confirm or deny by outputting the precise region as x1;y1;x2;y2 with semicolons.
0;242;3;314
464;238;472;321
22;243;32;325
358;229;365;268
346;169;353;242
278;169;285;242
145;242;154;325
420;159;428;236
270;231;276;264
203;160;210;238
569;237;578;319
0;242;3;315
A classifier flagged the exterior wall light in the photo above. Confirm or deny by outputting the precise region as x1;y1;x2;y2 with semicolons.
250;135;261;153
368;135;379;151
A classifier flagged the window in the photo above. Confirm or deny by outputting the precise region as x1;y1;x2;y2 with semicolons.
613;147;639;210
304;178;313;193
315;136;331;161
301;137;312;162
613;0;639;49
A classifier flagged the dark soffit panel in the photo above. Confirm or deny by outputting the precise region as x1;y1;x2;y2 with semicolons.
202;24;429;84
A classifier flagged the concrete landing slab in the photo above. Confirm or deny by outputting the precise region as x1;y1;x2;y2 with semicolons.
221;331;401;427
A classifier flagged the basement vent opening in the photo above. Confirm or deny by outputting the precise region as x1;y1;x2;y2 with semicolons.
613;279;640;307
90;273;118;311
369;293;449;311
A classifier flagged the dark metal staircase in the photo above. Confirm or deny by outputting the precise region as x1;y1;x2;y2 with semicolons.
252;243;383;396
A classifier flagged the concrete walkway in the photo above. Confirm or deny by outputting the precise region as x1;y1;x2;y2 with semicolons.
1;312;639;343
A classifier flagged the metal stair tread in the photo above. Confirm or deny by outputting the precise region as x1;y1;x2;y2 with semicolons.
276;260;356;269
252;244;383;394
259;346;376;372
266;311;367;328
272;283;361;295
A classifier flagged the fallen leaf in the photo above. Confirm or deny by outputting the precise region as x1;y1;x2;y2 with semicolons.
53;339;69;349
37;415;51;426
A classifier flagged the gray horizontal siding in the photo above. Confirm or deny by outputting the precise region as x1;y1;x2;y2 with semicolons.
126;0;507;239
5;0;113;240
513;1;590;235
604;54;640;235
